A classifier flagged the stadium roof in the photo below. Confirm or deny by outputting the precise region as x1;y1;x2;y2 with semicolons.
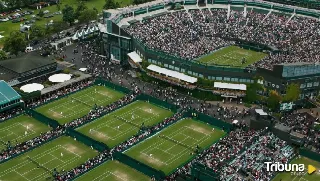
0;52;56;74
127;51;142;63
214;82;247;91
0;80;21;105
147;64;197;83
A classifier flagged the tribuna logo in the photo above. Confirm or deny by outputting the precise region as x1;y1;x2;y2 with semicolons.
265;162;305;172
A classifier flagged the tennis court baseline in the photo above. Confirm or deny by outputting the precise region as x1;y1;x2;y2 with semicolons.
0;114;51;151
77;100;174;148
124;118;226;175
0;136;98;181
36;86;125;124
75;160;150;181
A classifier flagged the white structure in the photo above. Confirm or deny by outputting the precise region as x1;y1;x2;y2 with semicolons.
48;73;72;83
147;64;197;83
20;83;44;93
214;82;247;91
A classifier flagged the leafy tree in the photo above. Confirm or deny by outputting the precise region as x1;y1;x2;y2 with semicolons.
29;25;45;40
104;0;120;9
283;83;300;102
3;31;27;56
75;1;88;18
267;90;282;111
56;3;61;11
52;21;69;34
78;9;98;24
38;10;44;17
244;78;264;103
0;50;7;60
62;5;75;25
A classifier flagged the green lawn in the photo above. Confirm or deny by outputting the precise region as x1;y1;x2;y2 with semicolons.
124;118;226;175
273;157;320;181
36;85;125;124
0;114;51;151
197;45;267;67
0;0;133;46
76;100;174;148
0;136;98;181
76;160;150;181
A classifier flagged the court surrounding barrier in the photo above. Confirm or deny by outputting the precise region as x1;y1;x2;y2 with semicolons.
94;78;132;94
26;109;60;128
190;162;219;181
0;134;61;164
136;94;179;112
66;129;109;152
183;110;233;132
300;148;320;163
113;151;165;180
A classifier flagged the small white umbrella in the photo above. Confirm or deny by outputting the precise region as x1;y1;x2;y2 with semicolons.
79;68;87;72
48;73;71;83
232;120;239;124
20;83;44;93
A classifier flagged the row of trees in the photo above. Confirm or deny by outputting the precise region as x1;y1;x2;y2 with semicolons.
62;1;98;25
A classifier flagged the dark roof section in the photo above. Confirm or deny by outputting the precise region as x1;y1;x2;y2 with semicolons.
0;52;56;74
0;80;21;105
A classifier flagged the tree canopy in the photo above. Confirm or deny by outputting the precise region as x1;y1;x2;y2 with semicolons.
283;83;300;102
3;31;27;56
104;0;120;9
62;5;75;25
79;9;98;24
267;90;282;111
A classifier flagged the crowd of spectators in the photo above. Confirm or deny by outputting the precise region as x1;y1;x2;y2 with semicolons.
25;80;92;108
125;8;320;70
0;107;24;122
0;127;65;162
55;110;184;180
166;126;263;180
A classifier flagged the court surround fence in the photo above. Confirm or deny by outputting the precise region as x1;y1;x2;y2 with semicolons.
113;151;166;180
26;108;60;129
66;129;109;152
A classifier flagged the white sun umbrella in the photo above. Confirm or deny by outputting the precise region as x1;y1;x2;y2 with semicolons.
48;73;72;83
79;68;87;72
20;83;44;93
232;120;239;124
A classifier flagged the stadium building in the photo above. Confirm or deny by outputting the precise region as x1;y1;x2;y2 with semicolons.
0;80;22;112
100;0;320;100
0;52;57;85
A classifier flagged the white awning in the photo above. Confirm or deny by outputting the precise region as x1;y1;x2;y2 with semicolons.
214;82;246;91
255;109;268;116
79;68;88;72
20;83;44;93
147;64;197;83
127;51;142;63
48;73;72;83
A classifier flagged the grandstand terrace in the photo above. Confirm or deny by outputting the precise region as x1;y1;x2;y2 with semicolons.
0;81;21;113
102;0;320;100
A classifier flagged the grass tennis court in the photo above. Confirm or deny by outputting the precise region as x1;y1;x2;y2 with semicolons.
77;100;174;148
76;160;150;181
273;157;320;181
124;118;226;175
36;86;125;124
197;46;267;67
0;115;51;151
0;136;98;181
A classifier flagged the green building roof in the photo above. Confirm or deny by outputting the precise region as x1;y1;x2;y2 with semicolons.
0;80;21;105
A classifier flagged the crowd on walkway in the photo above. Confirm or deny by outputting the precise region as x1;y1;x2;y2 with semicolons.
126;8;320;70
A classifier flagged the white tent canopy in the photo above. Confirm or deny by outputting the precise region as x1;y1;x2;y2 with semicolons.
79;68;88;72
127;51;142;63
255;109;268;116
214;82;247;91
20;83;44;93
147;64;197;83
48;73;71;83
